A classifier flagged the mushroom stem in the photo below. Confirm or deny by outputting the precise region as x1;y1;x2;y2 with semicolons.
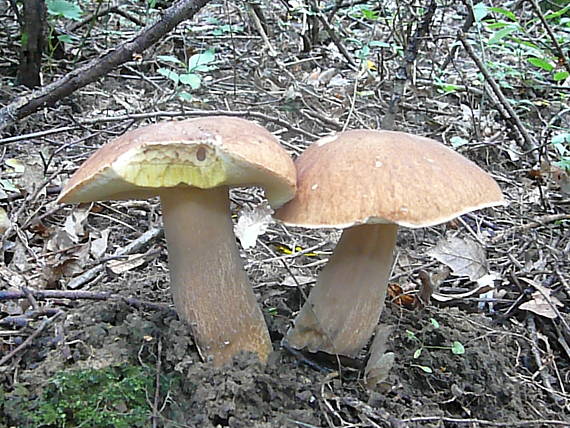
285;223;398;356
160;186;272;366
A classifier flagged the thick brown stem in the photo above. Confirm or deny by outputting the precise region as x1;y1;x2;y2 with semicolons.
286;223;398;356
161;186;271;366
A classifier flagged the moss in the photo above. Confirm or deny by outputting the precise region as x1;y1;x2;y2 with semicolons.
5;364;179;428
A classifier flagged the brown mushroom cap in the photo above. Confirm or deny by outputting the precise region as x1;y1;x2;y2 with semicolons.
58;116;296;207
276;130;505;229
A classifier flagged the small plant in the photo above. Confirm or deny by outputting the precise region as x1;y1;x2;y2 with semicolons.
406;318;465;374
157;49;217;100
45;0;82;47
476;3;570;83
22;365;161;428
552;133;570;171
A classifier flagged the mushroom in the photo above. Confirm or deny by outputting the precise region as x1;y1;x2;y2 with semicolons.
58;116;296;366
275;130;504;356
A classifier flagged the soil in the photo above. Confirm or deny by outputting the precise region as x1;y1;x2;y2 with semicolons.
1;1;569;427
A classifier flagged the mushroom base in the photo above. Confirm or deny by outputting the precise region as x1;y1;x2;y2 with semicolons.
161;186;272;366
285;223;398;356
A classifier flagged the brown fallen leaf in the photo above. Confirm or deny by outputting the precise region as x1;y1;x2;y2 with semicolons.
387;283;415;308
519;280;563;319
428;236;489;281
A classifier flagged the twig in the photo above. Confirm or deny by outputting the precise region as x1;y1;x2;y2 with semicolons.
0;287;173;313
527;315;565;405
527;0;570;75
0;311;63;366
491;213;570;242
67;5;144;32
0;109;318;145
66;227;163;289
151;339;163;428
381;0;437;130
246;2;276;56
0;0;213;132
313;7;357;68
441;0;480;71
401;416;570;426
458;31;539;160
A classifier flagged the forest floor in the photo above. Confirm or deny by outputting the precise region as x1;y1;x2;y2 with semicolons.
1;1;569;427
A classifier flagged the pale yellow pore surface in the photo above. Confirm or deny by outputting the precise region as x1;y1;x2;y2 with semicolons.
276;130;505;228
58;116;296;207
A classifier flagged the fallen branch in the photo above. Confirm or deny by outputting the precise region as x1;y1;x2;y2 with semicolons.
0;0;212;133
0;311;63;366
67;226;163;289
0;287;172;313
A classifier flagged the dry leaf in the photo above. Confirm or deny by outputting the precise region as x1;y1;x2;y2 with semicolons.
281;275;314;287
234;202;274;249
0;207;11;235
519;281;563;319
432;283;495;302
387;283;415;308
64;207;90;243
90;229;110;259
365;325;395;390
108;254;146;274
428;236;488;281
540;161;570;194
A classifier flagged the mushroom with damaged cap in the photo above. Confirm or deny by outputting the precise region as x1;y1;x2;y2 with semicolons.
58;116;296;366
275;130;504;357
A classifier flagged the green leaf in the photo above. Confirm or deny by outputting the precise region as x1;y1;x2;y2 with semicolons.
405;330;416;340
417;365;433;373
157;55;184;65
430;318;440;329
179;73;201;89
473;3;488;22
552;133;570;156
544;4;570;20
488;25;518;44
188;49;216;72
488;7;517;21
527;57;554;71
369;41;393;48
553;71;569;81
360;8;379;20
452;341;465;355
450;136;469;147
157;68;180;84
57;34;73;44
46;0;82;20
414;348;422;359
178;91;194;101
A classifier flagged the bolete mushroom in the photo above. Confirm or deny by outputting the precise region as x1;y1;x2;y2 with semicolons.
58;116;296;366
275;130;504;356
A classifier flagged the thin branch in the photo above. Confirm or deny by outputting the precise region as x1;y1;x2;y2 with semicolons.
381;0;437;130
0;0;213;132
527;0;570;75
458;31;539;161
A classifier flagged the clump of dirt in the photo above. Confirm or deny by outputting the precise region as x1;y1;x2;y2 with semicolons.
3;298;564;427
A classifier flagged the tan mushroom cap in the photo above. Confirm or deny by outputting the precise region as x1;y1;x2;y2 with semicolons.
58;116;296;207
276;130;505;229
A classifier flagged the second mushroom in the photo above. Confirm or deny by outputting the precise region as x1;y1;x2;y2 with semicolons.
276;130;504;357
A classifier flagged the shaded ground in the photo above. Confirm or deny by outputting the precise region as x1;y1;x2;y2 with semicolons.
1;0;569;427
